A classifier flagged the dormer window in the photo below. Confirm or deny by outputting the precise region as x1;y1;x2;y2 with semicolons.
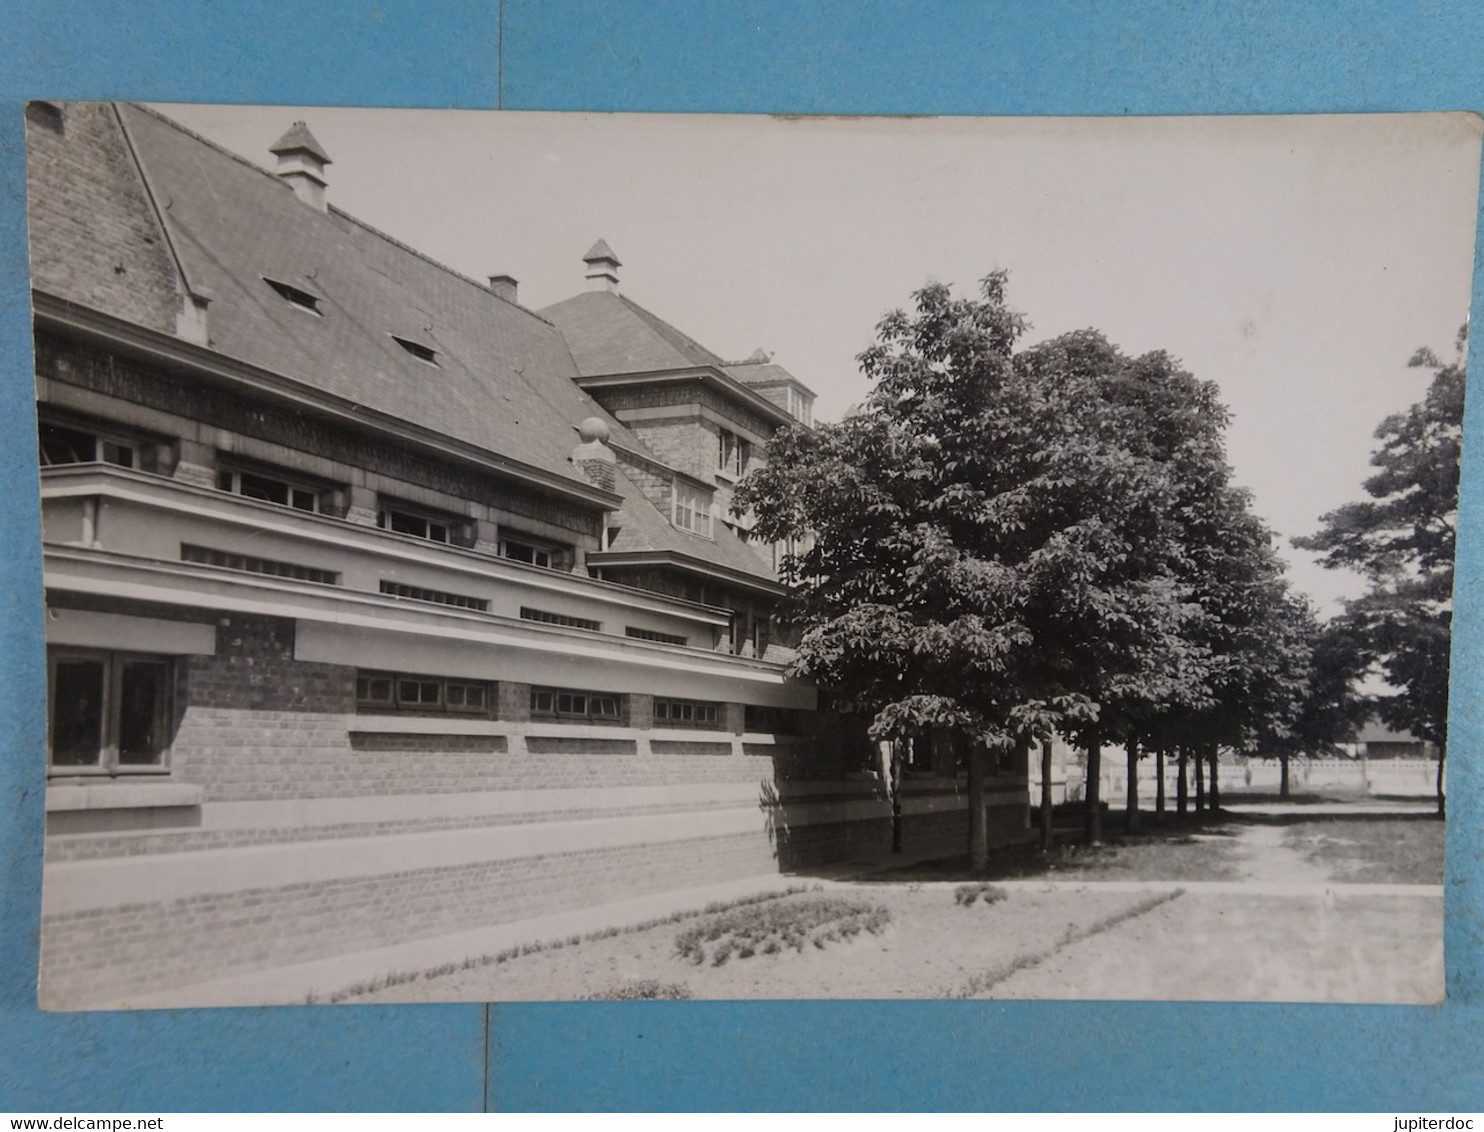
673;481;713;538
264;277;321;315
391;335;439;366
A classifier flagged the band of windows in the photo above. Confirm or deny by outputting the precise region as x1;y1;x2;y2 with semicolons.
530;686;621;723
654;697;721;728
356;671;494;715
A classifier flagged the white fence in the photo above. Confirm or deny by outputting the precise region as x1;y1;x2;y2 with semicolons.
1032;756;1441;804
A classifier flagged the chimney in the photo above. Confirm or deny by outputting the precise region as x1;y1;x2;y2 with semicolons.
487;274;519;304
583;239;621;292
572;416;616;492
269;121;332;212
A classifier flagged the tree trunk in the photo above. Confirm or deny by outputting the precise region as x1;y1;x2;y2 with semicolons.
1039;737;1055;852
967;735;988;871
1437;742;1446;818
1177;747;1188;816
890;741;903;854
1084;734;1103;846
1207;745;1221;812
1125;735;1141;833
1279;752;1290;798
1155;746;1167;823
1194;749;1205;813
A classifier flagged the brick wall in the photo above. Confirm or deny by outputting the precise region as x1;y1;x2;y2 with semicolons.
182;614;355;714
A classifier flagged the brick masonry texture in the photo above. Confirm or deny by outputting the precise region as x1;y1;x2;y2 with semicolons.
168;707;802;802
182;614;355;714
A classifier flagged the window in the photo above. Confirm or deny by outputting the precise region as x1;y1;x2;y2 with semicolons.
182;544;339;586
377;504;473;547
718;429;752;478
625;626;689;646
501;537;554;569
654;697;721;728
380;580;489;611
356;670;493;716
48;650;173;772
39;420;152;471
391;335;439;365
744;705;797;734
520;607;601;632
264;277;321;315
673;481;713;538
217;466;326;513
530;685;621;724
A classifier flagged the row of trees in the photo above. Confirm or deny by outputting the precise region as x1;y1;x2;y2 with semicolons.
1297;332;1464;816
736;275;1331;864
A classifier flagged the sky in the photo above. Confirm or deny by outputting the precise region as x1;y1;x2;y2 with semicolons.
155;104;1482;614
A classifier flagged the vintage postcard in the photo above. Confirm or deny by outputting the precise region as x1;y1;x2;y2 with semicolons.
25;103;1475;1008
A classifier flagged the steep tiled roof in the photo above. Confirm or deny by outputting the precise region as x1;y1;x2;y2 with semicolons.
602;463;779;586
42;103;646;492
540;289;730;375
724;357;817;397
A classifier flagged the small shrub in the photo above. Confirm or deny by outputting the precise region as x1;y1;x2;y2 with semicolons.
589;979;692;1001
955;882;1008;907
675;895;890;966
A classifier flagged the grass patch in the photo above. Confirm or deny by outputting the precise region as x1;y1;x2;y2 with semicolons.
587;979;692;1001
947;888;1184;998
1284;818;1443;885
675;895;890;966
954;882;1008;907
321;884;817;1003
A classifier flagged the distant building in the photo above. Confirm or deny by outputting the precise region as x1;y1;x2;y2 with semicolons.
27;102;1029;1007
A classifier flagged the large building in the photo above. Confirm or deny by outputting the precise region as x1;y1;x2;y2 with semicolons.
27;102;1031;1008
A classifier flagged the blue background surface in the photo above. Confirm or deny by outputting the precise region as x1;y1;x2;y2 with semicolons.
3;0;1483;1111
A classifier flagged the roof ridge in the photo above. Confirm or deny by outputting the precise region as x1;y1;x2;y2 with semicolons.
127;103;557;329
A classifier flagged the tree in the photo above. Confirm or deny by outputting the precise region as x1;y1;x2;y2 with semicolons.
1295;335;1462;815
737;275;1197;864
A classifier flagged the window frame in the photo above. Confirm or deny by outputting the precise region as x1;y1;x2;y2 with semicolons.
38;417;161;473
672;480;714;538
355;670;495;717
376;500;475;547
530;685;623;725
216;462;334;514
46;648;175;776
717;428;753;479
653;696;722;730
500;535;557;570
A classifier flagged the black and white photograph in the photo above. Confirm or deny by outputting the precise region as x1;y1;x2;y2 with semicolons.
25;102;1477;1009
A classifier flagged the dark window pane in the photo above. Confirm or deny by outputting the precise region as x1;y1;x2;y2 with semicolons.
118;661;167;765
446;684;466;707
102;441;135;468
388;512;427;537
238;472;289;505
291;489;317;512
51;659;104;766
39;424;96;466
